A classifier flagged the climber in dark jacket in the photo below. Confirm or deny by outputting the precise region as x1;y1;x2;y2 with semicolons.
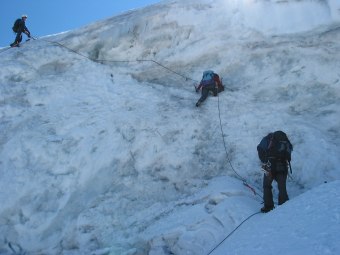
11;15;31;47
257;131;293;213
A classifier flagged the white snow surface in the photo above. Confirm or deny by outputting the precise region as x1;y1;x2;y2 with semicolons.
0;0;340;254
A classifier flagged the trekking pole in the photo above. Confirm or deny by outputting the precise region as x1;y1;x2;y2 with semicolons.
288;161;293;174
194;83;199;92
287;161;294;180
25;36;37;42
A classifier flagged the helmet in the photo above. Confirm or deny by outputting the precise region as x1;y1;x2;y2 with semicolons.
22;14;28;18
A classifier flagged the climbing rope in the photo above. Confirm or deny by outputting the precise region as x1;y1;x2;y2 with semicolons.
206;211;261;255
0;36;198;83
102;58;198;83
217;93;263;200
35;37;199;83
0;46;12;54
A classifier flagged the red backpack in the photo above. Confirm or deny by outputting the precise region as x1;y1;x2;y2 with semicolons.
213;73;224;91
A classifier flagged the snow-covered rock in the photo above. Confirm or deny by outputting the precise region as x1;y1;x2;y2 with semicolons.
0;0;339;254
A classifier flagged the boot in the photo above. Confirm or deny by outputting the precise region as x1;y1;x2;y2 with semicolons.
10;42;19;47
261;206;274;213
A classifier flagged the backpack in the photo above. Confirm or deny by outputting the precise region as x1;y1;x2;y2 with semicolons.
257;131;293;173
257;133;272;163
213;73;224;91
201;70;215;86
12;19;21;33
269;131;293;162
257;131;293;164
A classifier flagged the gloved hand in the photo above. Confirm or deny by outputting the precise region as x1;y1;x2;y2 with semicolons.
262;162;271;172
261;161;272;177
265;170;272;177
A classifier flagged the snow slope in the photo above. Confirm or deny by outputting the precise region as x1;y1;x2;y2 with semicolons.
0;0;339;254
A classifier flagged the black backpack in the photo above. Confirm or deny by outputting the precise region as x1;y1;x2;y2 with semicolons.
257;131;293;171
268;131;293;162
12;19;21;33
